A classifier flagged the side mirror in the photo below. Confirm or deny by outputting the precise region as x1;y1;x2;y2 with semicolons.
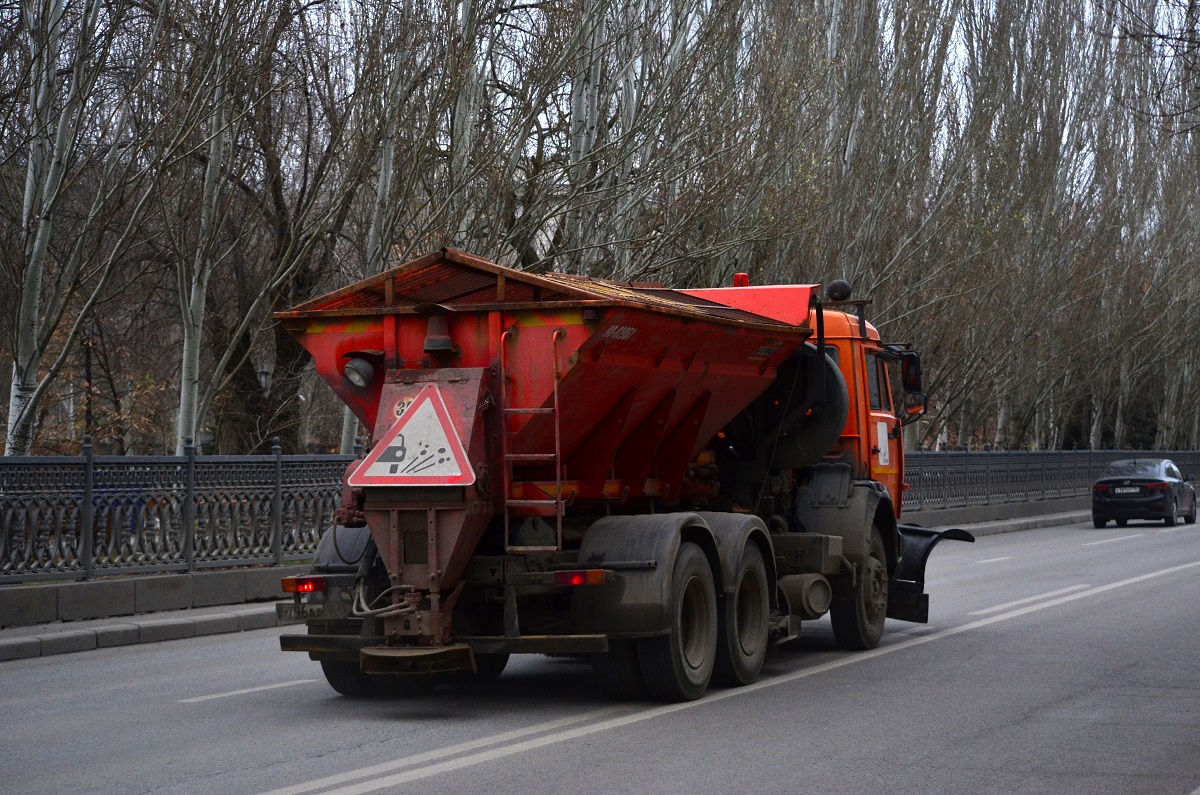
1186;474;1195;483
903;392;927;417
900;351;922;393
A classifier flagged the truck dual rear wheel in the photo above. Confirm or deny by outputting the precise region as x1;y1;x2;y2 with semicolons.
638;542;718;701
713;543;769;686
830;526;888;651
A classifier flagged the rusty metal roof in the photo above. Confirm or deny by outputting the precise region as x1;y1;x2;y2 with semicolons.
277;248;809;333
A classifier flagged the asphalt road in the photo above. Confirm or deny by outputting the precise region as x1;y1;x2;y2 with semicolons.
4;518;1200;795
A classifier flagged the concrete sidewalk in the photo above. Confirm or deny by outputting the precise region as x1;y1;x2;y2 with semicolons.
0;510;1090;664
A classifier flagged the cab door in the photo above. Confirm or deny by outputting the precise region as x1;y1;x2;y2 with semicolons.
865;351;902;515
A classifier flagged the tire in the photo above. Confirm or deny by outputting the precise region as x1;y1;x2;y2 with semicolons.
1093;516;1107;529
830;526;888;651
713;543;769;687
593;640;645;700
638;542;718;702
320;660;375;697
1186;497;1197;525
472;653;510;682
1165;499;1178;527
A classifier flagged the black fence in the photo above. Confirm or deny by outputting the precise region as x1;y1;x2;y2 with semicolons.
2;444;1196;583
904;450;1200;510
0;438;353;584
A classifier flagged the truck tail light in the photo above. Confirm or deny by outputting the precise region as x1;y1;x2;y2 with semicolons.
553;569;608;587
282;575;327;594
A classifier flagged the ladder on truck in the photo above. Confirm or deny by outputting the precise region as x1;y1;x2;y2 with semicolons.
499;329;565;553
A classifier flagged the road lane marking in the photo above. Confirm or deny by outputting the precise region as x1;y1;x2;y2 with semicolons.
1159;527;1183;533
268;558;1200;795
977;556;1012;564
967;584;1090;615
256;706;632;795
178;680;317;703
1082;533;1144;546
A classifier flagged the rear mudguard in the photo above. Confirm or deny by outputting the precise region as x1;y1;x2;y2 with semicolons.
886;523;975;623
572;512;718;638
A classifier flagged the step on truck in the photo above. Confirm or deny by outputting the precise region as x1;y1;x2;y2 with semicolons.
275;248;973;701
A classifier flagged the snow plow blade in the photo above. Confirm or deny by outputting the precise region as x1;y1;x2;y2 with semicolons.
886;524;975;623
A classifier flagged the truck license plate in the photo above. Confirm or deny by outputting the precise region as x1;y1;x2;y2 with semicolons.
1113;487;1140;494
277;602;352;623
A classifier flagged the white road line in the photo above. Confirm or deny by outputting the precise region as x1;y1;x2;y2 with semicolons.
977;556;1012;564
1159;526;1183;533
967;584;1090;615
1082;533;1144;547
178;680;317;703
267;559;1200;795
255;706;632;795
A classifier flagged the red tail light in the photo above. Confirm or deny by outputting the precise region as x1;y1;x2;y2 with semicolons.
1092;483;1110;493
553;569;608;587
1146;482;1170;493
282;575;327;594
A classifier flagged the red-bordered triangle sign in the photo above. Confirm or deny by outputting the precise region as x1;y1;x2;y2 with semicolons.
347;384;475;487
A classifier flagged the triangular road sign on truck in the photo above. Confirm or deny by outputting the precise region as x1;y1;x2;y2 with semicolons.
347;384;475;487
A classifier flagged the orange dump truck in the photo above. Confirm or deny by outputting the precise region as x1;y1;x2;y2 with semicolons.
275;248;972;701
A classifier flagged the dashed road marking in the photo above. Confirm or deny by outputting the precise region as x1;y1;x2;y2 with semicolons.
178;679;316;703
1083;533;1144;547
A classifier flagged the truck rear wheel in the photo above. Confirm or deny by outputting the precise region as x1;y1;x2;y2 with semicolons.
638;542;717;701
830;526;888;650
713;543;769;686
593;640;645;700
472;653;510;682
320;660;375;697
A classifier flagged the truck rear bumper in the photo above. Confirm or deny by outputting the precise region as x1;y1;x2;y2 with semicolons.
280;633;609;665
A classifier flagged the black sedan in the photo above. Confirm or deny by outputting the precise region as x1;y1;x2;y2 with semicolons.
1091;458;1197;528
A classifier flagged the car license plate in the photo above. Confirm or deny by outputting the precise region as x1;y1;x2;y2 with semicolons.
277;601;352;623
1113;486;1140;494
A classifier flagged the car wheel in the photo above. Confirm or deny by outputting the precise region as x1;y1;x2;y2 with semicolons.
1165;499;1178;527
1186;497;1197;525
1092;516;1106;529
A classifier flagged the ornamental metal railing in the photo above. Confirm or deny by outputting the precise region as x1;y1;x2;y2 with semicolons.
3;444;1198;583
903;450;1200;511
0;437;353;584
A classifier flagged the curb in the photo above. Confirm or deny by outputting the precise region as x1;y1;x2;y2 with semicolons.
952;511;1090;537
0;603;288;663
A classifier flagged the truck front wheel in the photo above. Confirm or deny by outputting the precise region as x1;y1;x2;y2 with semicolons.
830;526;888;650
638;542;718;701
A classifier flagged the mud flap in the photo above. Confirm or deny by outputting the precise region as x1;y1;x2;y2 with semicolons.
886;524;975;623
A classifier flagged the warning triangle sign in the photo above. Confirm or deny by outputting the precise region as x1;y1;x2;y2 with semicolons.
347;384;475;487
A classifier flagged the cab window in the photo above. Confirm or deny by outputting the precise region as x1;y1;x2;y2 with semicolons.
865;353;891;412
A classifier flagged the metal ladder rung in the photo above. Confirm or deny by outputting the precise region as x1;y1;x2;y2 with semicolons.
505;453;557;463
505;499;563;509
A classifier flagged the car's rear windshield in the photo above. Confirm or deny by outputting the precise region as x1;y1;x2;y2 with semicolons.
1101;460;1161;477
